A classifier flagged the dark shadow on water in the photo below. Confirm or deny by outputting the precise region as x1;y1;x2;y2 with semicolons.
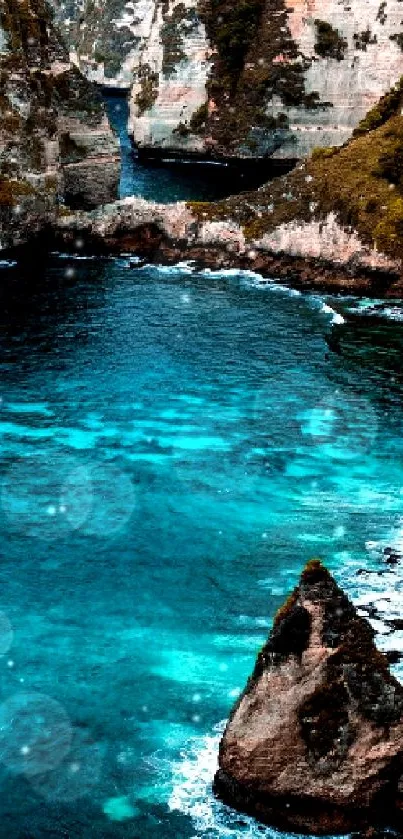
103;92;295;204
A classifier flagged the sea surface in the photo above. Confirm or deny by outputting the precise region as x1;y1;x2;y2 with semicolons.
0;99;403;838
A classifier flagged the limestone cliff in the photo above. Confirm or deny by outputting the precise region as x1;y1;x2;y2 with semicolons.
48;0;403;160
214;560;403;834
0;0;120;251
55;78;403;295
51;0;155;88
128;0;403;158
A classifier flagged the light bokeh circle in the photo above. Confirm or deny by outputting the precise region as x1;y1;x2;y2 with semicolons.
304;390;378;455
0;692;72;776
29;728;103;801
1;457;136;540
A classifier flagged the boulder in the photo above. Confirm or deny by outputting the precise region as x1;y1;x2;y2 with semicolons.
214;560;403;834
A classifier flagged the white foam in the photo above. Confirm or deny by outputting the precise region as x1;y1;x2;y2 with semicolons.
169;721;285;838
320;302;345;325
169;722;348;839
0;259;17;268
344;300;403;322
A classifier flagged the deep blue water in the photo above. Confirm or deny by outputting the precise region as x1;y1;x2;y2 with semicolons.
104;94;286;203
1;253;403;837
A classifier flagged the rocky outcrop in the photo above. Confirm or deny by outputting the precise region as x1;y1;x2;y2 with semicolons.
50;0;155;89
48;0;403;160
0;0;120;251
127;0;403;158
54;79;403;295
213;560;403;834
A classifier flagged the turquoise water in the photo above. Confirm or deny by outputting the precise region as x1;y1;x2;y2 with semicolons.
1;256;403;838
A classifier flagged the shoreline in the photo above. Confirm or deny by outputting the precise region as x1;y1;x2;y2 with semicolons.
2;228;403;300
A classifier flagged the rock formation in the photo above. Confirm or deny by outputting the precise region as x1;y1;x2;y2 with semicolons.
213;560;403;834
51;0;155;89
48;0;403;161
0;0;120;251
128;0;403;159
55;78;403;295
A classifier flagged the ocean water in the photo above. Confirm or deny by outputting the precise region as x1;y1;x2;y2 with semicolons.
1;254;403;837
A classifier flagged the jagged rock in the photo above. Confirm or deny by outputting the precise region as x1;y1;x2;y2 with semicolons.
214;560;403;834
0;0;120;250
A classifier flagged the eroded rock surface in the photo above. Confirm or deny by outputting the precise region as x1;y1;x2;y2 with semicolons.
0;0;120;250
214;560;403;834
127;0;403;158
54;79;403;296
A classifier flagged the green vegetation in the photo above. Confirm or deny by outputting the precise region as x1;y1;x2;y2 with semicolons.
160;4;197;77
188;80;403;265
197;0;328;153
0;176;35;205
135;64;159;115
353;77;403;136
314;19;347;61
189;102;208;133
353;28;377;51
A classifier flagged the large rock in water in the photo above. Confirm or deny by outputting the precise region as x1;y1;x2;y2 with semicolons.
214;560;403;834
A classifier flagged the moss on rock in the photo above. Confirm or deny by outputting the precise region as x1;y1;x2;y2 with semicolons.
314;19;347;61
197;0;329;154
187;79;403;267
135;64;159;115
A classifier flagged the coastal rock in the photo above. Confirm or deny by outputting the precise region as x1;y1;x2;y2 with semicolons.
129;0;403;159
214;560;403;834
51;0;156;89
49;0;403;160
0;0;120;250
55;79;403;295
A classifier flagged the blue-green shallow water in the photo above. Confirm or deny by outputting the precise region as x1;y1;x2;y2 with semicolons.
1;255;403;837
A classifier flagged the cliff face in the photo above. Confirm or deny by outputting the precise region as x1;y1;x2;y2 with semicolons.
128;0;403;158
49;0;403;160
51;0;156;89
0;0;120;251
55;78;403;295
214;560;403;834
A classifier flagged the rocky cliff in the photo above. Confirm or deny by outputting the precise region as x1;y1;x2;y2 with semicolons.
51;0;155;88
127;0;403;159
55;77;403;295
49;0;403;160
214;560;403;834
0;0;120;251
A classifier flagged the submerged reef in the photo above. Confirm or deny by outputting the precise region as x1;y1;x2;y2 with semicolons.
214;560;403;834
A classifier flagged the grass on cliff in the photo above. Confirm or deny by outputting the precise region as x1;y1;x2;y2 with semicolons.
188;78;403;263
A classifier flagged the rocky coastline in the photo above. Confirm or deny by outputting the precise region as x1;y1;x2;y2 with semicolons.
5;68;402;299
0;0;120;252
1;3;402;296
214;560;403;835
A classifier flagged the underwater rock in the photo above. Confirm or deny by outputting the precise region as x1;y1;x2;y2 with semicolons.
214;560;403;834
